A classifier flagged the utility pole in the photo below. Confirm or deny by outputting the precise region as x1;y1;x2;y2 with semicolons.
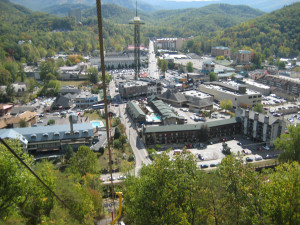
96;0;116;219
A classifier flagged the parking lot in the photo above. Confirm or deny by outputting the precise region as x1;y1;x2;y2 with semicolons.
166;136;280;169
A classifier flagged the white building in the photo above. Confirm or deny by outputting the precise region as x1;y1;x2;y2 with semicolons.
198;81;262;109
236;108;286;146
243;79;271;96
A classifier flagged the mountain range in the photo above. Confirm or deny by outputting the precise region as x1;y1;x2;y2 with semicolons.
10;0;300;12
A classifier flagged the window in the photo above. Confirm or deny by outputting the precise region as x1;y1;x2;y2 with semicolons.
43;133;48;137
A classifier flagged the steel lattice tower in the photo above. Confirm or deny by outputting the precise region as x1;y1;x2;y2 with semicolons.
129;1;144;80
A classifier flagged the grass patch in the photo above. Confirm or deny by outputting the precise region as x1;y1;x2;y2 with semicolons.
97;142;135;175
61;80;88;87
249;158;278;168
83;111;104;121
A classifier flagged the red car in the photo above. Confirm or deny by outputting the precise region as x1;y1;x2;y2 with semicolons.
257;147;262;151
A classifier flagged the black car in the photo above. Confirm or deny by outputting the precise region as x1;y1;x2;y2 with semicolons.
246;157;253;162
198;154;204;160
210;163;217;167
200;164;209;169
237;142;242;146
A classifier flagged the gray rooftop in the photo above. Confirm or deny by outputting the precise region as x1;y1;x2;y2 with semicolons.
14;123;94;142
127;101;146;119
144;117;239;133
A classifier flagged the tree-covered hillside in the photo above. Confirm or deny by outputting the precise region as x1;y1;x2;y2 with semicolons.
148;4;264;36
214;2;300;57
185;2;300;57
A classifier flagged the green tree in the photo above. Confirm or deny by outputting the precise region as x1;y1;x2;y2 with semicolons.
87;67;98;84
114;126;121;139
124;153;204;225
47;119;55;125
39;59;58;81
260;162;300;225
19;118;28;127
275;125;300;163
68;146;98;176
113;139;121;149
253;103;264;113
119;135;127;148
186;61;194;72
209;72;218;81
220;99;233;111
65;145;74;162
0;139;34;220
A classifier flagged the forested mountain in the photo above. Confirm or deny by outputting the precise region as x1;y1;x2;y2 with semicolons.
138;0;300;12
214;2;300;57
41;4;92;17
10;0;157;12
0;0;31;22
147;4;264;37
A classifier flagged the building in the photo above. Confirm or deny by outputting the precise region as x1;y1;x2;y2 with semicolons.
198;81;262;108
236;108;286;146
237;50;251;64
187;73;209;83
1;122;95;153
0;83;27;96
0;111;37;128
119;80;162;99
149;100;179;125
182;90;214;112
126;101;146;124
157;90;188;107
255;74;300;97
202;60;215;73
211;46;231;57
90;53;147;70
51;96;72;110
0;104;13;116
155;38;185;51
243;79;271;96
142;117;242;146
75;92;99;108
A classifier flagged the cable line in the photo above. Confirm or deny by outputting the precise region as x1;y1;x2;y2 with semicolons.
0;138;87;225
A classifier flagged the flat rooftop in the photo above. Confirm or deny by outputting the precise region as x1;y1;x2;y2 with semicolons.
200;82;260;96
244;79;270;89
183;90;212;99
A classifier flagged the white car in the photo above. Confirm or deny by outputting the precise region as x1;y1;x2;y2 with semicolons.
255;156;263;161
262;146;270;151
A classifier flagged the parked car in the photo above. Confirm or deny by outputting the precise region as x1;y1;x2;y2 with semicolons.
237;142;242;146
210;163;217;167
255;156;263;161
257;147;262;151
262;146;270;151
198;154;204;160
246;157;253;162
200;164;209;169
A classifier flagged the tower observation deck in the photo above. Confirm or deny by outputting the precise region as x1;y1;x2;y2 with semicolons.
129;3;144;80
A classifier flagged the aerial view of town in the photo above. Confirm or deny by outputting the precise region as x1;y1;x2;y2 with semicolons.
0;0;299;224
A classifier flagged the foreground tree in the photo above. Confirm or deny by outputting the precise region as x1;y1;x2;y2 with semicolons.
68;146;99;176
275;125;300;163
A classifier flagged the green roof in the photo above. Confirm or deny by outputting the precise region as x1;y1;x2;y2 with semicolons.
144;117;239;133
151;100;177;119
128;101;145;119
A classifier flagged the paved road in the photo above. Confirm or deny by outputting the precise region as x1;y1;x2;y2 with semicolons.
108;81;152;176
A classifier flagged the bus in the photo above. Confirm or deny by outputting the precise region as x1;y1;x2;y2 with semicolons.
92;103;104;109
